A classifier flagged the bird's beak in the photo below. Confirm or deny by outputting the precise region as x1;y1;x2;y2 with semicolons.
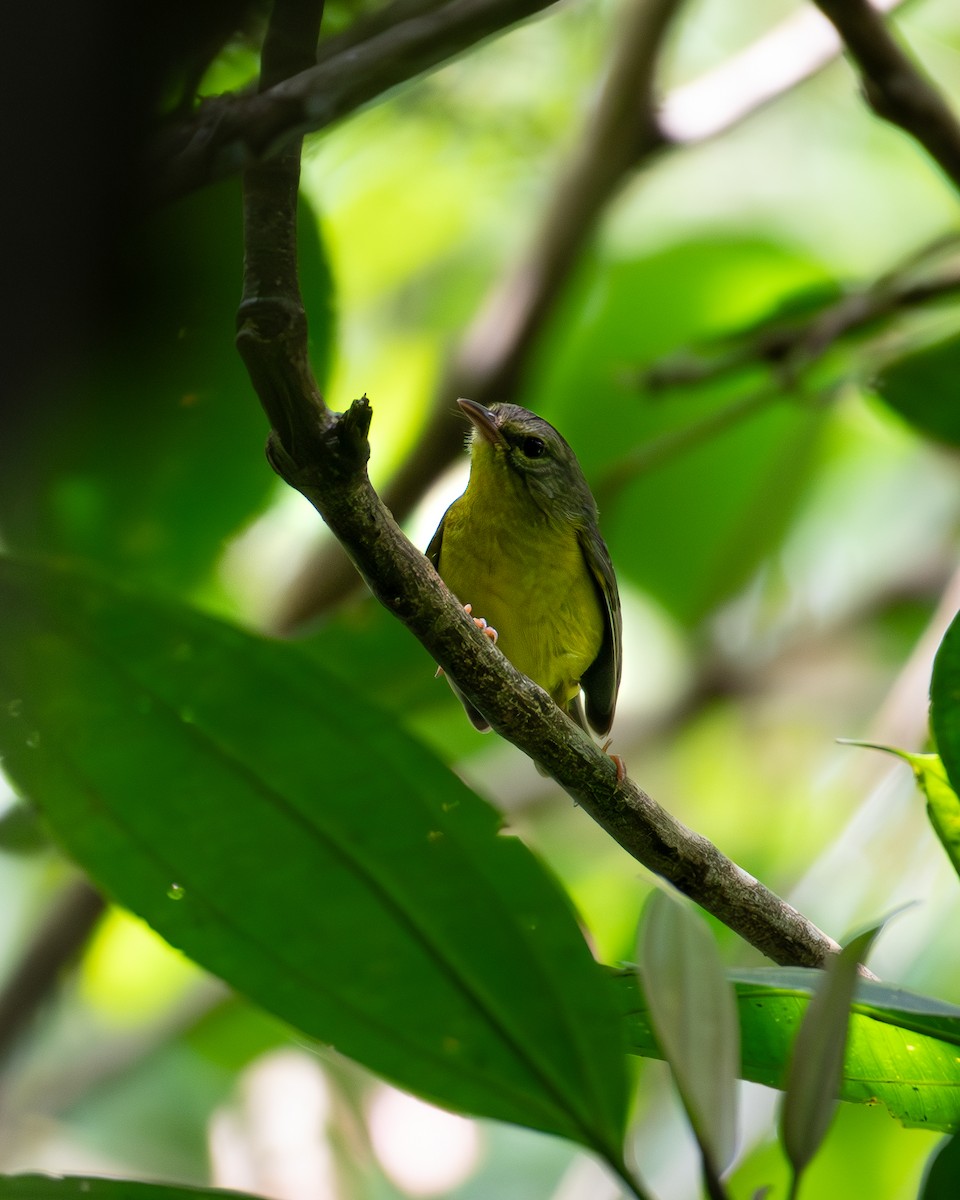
458;398;506;448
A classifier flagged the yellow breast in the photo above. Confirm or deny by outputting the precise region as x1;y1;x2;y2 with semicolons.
437;481;604;712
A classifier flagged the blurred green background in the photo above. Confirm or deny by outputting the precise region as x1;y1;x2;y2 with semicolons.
2;0;960;1194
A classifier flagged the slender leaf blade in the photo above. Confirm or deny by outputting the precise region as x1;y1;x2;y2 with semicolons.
779;924;882;1175
639;889;740;1175
0;556;628;1156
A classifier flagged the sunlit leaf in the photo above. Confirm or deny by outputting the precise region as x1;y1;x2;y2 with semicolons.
638;890;739;1176
874;333;960;447
618;968;960;1133
0;556;628;1158
780;924;883;1178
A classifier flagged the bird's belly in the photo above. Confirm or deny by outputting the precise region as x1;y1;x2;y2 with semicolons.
439;509;604;707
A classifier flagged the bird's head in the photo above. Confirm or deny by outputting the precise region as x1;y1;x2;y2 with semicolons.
458;398;596;527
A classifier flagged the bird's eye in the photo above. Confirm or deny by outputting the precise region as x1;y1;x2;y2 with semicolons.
521;436;546;458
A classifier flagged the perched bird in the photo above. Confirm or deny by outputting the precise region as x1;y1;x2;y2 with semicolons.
427;398;621;742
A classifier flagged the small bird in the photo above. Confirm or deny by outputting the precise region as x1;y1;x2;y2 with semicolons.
427;398;621;743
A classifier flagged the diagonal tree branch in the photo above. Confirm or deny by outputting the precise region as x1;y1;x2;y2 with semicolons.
812;0;960;193
238;0;842;970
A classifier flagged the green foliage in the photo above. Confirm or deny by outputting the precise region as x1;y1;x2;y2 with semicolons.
0;800;50;855
3;0;960;1193
620;968;960;1133
875;333;960;447
0;557;628;1159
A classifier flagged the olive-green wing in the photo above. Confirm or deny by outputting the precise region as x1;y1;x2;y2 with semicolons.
578;525;622;736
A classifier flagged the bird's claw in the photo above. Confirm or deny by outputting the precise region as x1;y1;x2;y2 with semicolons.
602;738;627;782
463;603;498;644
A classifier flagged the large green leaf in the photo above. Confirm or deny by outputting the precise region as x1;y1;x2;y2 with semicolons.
523;238;833;625
617;968;960;1133
874;332;960;447
0;1179;259;1200
0;557;628;1159
0;182;333;594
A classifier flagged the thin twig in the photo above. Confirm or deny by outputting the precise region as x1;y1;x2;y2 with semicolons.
237;0;328;441
593;385;789;508
812;0;960;192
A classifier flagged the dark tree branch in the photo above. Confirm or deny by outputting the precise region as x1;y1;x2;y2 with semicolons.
237;0;328;443
238;0;842;969
812;0;960;192
152;0;564;203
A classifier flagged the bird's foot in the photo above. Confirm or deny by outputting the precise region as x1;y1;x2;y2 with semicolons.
463;603;498;644
602;738;627;782
435;603;497;679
